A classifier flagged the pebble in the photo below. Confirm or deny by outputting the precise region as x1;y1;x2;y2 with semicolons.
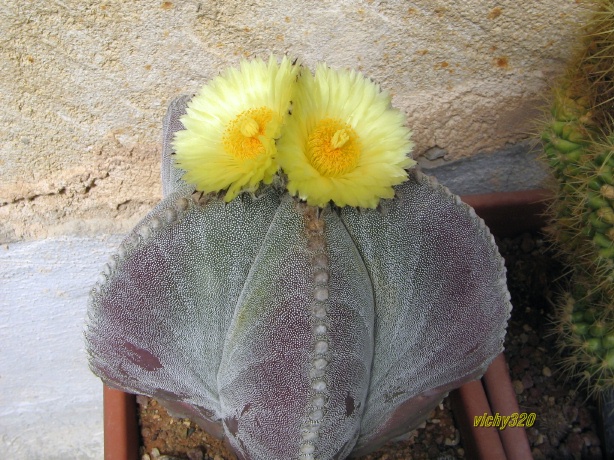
578;407;593;429
534;433;545;446
444;430;460;446
563;405;578;423
566;432;585;457
513;379;524;394
136;395;149;407
522;373;534;390
584;431;601;447
520;345;536;356
542;366;552;377
511;357;530;374
186;449;203;460
521;233;536;253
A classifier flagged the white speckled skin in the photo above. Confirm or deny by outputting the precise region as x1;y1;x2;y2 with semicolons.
85;97;510;460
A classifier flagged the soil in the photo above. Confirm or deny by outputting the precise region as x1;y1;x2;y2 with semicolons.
138;231;604;460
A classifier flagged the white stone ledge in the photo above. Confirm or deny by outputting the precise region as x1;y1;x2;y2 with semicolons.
0;235;123;459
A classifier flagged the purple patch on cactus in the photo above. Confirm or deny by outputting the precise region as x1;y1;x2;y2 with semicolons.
84;96;510;459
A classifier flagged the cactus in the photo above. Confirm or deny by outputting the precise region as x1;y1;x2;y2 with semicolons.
85;61;511;459
542;0;614;394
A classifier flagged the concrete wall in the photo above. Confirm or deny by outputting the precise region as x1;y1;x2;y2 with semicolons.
0;0;589;458
0;236;120;459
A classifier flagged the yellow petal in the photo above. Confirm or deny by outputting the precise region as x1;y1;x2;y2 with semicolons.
277;64;415;208
173;55;298;201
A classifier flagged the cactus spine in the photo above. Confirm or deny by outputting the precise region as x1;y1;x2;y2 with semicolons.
543;0;614;394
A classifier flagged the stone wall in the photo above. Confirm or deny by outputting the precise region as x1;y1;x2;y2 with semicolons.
1;0;588;242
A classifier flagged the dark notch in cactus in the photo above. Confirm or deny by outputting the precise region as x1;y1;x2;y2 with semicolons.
542;0;614;395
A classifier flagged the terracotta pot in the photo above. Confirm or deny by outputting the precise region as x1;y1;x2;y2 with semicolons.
103;386;139;460
450;354;533;460
101;189;548;460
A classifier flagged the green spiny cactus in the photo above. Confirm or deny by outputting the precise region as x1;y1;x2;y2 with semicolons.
543;0;614;394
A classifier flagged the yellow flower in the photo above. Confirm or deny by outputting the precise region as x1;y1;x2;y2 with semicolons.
173;56;298;201
277;63;415;208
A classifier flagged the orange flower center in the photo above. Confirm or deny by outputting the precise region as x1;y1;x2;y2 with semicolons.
222;107;274;160
306;118;361;177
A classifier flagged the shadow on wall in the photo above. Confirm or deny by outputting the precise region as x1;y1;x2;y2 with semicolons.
419;141;548;195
